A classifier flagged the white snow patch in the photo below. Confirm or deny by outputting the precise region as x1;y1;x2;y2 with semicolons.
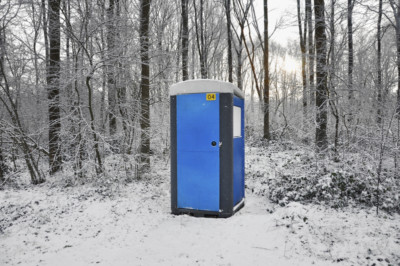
1;149;399;266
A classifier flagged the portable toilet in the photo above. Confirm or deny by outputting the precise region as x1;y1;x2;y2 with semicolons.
170;79;245;218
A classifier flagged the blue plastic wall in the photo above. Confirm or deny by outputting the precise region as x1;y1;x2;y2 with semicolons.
176;93;220;211
233;96;245;205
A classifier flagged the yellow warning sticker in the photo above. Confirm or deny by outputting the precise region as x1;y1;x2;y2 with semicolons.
206;93;216;101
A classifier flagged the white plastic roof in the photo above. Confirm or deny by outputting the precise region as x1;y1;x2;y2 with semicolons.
169;79;244;99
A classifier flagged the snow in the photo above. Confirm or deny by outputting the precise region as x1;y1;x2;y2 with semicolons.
1;146;400;265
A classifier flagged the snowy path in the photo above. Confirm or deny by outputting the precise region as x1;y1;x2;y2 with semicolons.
1;148;400;265
1;181;399;265
0;184;319;265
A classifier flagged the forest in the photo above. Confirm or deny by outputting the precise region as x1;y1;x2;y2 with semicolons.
1;0;400;265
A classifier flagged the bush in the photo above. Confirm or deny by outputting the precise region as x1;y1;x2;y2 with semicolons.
252;141;400;214
267;168;400;213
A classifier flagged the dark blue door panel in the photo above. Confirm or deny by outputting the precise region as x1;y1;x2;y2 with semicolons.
233;96;245;205
176;93;220;211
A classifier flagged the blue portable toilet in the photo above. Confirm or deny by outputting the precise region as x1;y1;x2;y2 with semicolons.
170;79;245;218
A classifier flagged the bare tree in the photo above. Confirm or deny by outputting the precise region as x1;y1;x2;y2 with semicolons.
314;0;328;152
107;0;117;137
194;0;208;79
181;0;189;81
41;0;49;69
263;0;270;140
297;0;307;129
388;0;400;116
377;0;383;125
139;0;151;174
232;0;251;90
328;0;340;158
115;0;128;139
348;0;355;106
306;0;314;107
0;19;7;182
48;0;62;174
225;0;233;83
388;0;400;176
236;0;268;102
0;3;45;183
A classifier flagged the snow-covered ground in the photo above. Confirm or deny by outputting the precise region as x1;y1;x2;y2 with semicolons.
1;146;399;266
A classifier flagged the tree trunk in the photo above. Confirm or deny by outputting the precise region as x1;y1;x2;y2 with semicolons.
107;0;117;137
240;2;262;100
0;27;6;182
377;0;383;125
348;0;354;102
236;41;243;90
314;0;328;152
225;0;233;83
115;0;129;147
297;0;307;130
397;18;400;116
48;0;62;174
139;0;151;174
306;0;314;107
389;1;400;116
389;1;400;177
0;144;5;182
181;0;189;81
99;0;107;134
200;0;206;79
86;74;103;175
263;0;270;140
41;0;49;69
194;0;208;79
191;27;195;79
329;0;339;159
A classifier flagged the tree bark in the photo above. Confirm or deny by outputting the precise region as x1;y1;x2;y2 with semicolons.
396;10;400;116
377;0;383;125
181;0;189;81
41;0;49;69
115;0;128;139
194;0;208;79
107;0;117;137
263;0;270;140
297;0;307;129
388;3;400;174
0;27;6;182
225;0;233;83
348;0;354;102
139;0;151;174
306;0;314;107
0;144;5;182
329;0;339;158
236;43;243;89
48;0;62;174
314;0;328;152
86;74;103;175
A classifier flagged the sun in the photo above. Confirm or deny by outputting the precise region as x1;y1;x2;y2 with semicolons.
281;55;300;74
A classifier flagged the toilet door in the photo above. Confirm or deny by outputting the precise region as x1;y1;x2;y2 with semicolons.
176;93;220;211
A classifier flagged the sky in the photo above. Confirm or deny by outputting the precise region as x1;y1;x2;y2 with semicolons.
254;0;298;46
250;0;305;74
